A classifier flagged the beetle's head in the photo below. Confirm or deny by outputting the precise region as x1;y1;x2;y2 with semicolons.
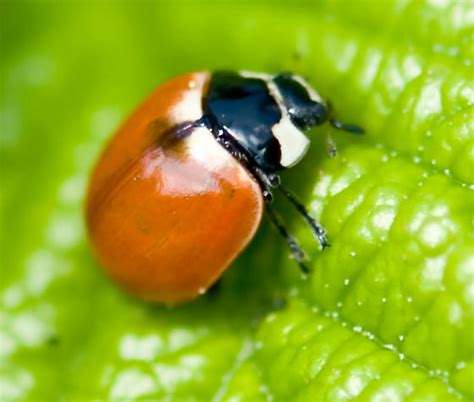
273;73;363;134
273;73;328;131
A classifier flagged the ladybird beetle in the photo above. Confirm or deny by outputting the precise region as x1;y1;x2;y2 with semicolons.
86;71;363;304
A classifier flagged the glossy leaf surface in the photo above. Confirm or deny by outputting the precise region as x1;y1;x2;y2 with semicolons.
1;0;473;400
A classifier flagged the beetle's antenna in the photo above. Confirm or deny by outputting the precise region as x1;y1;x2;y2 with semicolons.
277;185;330;250
265;201;309;274
330;119;364;134
325;100;364;134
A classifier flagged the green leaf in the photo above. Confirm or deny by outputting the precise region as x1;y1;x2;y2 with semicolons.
1;0;473;400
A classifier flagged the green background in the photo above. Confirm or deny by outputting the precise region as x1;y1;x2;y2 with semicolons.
1;0;473;400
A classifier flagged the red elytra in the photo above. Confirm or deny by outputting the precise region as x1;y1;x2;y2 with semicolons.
86;73;263;304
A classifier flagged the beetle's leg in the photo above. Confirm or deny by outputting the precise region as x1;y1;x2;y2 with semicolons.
205;120;311;270
265;200;309;274
278;185;330;249
253;169;280;201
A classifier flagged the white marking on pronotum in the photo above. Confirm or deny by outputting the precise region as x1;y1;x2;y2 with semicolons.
267;77;310;168
270;115;310;167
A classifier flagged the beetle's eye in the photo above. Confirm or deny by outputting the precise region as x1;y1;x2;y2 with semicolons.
273;74;328;131
289;102;327;131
